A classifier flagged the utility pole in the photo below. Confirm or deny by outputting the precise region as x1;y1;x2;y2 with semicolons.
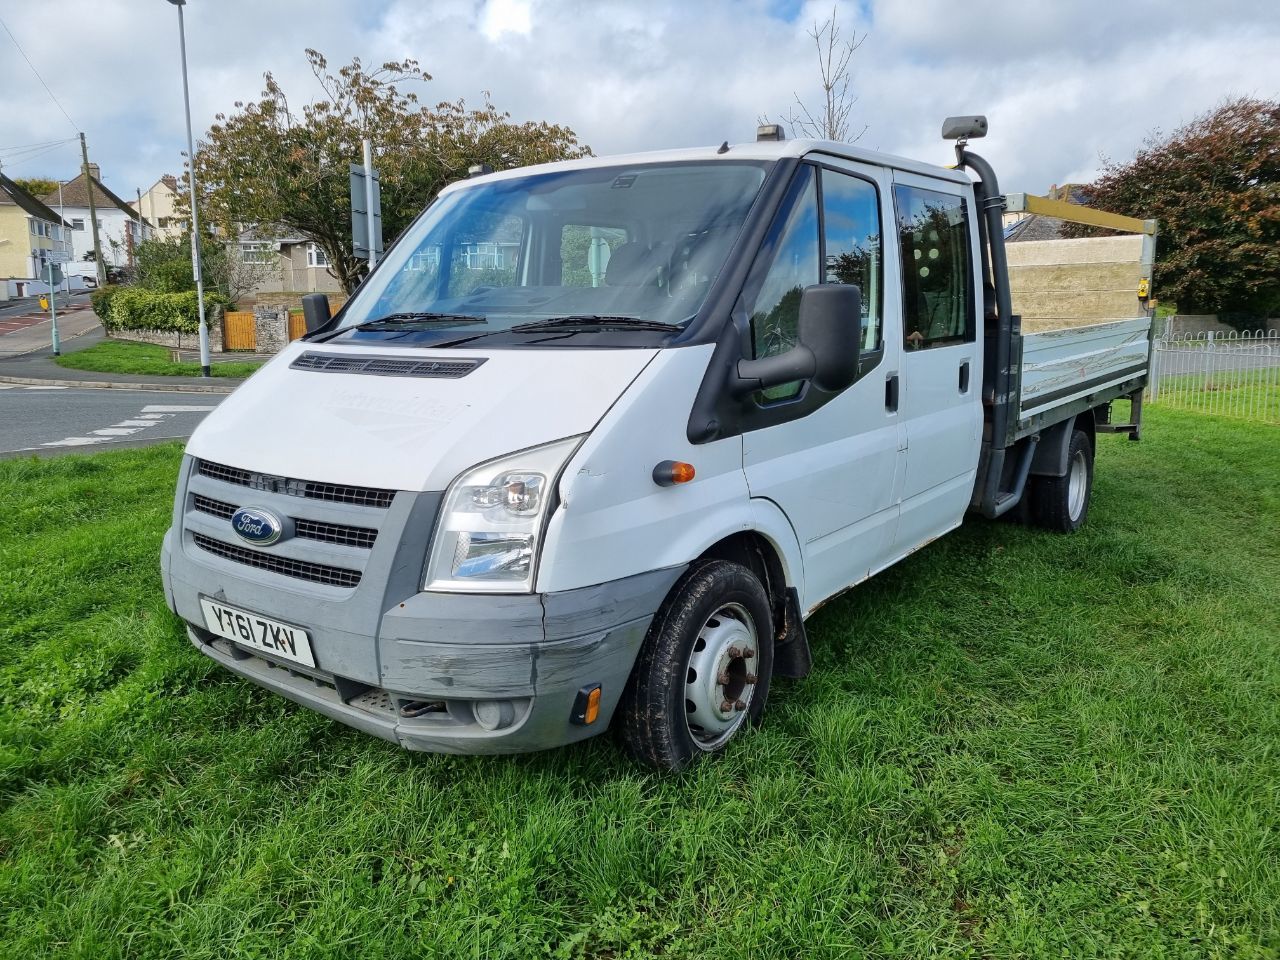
79;132;105;286
168;0;211;377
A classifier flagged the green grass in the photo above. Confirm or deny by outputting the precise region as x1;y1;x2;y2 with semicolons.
53;340;264;379
1;408;1278;958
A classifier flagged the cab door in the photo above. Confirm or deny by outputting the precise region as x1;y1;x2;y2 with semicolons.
888;172;983;555
739;159;904;609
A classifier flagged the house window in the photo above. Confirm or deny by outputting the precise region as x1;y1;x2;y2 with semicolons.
71;218;84;231
240;242;273;264
307;243;329;267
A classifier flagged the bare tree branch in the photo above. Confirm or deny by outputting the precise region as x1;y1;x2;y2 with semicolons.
761;5;867;143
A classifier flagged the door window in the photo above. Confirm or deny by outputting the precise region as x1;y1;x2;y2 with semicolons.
822;169;883;353
893;185;974;349
742;165;820;401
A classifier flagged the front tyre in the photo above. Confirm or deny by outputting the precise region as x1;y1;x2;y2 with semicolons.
617;560;774;771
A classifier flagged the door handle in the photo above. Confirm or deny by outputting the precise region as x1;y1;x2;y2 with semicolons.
885;373;899;412
959;360;970;394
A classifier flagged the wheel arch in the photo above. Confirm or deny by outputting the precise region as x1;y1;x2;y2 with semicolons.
1029;409;1096;478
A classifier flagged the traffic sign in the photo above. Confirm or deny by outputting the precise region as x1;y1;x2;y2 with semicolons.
48;250;72;263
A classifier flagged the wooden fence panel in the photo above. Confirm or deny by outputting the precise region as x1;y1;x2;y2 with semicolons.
287;311;307;341
223;311;257;351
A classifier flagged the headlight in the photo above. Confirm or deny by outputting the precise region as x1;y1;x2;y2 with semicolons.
424;436;582;593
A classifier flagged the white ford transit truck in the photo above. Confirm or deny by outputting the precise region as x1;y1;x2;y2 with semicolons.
161;117;1153;770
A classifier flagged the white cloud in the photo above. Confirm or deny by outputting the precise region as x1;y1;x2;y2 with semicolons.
0;0;1276;207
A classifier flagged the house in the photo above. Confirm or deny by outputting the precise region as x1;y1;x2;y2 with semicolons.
41;164;150;278
132;175;185;240
0;172;73;297
1003;183;1089;242
234;230;343;298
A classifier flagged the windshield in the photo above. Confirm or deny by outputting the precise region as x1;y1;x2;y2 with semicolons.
336;161;770;339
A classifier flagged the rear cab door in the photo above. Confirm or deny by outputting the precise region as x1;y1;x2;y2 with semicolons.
888;170;984;557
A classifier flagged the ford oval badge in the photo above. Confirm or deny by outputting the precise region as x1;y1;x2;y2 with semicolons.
231;506;285;546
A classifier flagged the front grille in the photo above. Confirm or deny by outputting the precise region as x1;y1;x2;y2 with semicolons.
193;494;235;519
291;352;485;379
293;518;377;549
192;533;362;588
196;459;396;509
193;494;378;549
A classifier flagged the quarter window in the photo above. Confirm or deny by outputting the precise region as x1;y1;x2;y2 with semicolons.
893;184;974;349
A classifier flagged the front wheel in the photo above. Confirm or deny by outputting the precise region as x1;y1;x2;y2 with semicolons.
617;560;774;771
1029;428;1094;533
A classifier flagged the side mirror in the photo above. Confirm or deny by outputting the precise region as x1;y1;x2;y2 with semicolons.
301;292;331;333
733;284;862;395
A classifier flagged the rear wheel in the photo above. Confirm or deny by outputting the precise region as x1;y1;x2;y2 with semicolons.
617;560;774;771
1029;428;1094;533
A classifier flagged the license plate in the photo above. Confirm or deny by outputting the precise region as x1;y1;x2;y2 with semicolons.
200;598;316;668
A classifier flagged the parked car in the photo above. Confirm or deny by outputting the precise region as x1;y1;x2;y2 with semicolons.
161;117;1153;769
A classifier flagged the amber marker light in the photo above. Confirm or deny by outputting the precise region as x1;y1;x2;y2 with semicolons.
653;460;696;486
570;684;603;725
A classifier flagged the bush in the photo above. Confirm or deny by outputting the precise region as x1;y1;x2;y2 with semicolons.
90;284;122;321
104;288;228;335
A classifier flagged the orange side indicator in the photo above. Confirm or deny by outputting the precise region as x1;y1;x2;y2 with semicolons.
653;460;696;486
584;686;602;725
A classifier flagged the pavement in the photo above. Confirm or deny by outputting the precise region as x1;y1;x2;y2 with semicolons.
0;298;263;394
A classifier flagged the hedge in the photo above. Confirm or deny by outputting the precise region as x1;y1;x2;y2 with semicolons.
103;288;228;335
90;284;122;322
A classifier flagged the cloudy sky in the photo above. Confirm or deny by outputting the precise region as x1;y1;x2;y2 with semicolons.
1;0;1276;204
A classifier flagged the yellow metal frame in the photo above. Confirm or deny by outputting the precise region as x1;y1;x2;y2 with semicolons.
1005;192;1157;235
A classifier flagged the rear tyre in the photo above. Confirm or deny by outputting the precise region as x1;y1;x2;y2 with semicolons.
617;560;774;772
1029;428;1094;533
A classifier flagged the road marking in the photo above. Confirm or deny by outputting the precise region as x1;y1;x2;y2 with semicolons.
26;385;68;390
34;398;217;450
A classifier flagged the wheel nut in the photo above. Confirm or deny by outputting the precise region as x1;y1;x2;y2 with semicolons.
733;699;747;711
719;699;734;712
742;648;755;659
727;646;742;658
717;671;731;685
745;673;758;684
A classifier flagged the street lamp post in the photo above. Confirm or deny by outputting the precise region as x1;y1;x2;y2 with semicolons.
167;0;210;378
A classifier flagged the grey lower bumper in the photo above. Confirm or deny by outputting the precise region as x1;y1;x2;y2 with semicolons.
164;522;684;754
185;619;649;754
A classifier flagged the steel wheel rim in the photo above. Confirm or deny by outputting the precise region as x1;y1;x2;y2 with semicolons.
1067;448;1088;520
684;601;759;751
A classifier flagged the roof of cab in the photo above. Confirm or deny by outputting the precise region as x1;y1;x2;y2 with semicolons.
441;138;972;196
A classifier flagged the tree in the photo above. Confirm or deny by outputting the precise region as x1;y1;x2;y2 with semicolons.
134;233;270;305
189;50;589;293
1071;97;1280;325
14;177;58;199
763;5;867;142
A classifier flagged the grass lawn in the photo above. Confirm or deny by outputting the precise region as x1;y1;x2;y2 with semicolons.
1;407;1277;958
53;340;264;379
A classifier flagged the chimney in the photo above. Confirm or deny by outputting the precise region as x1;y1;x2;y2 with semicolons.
87;163;101;180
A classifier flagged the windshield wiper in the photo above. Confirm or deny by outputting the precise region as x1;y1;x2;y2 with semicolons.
510;315;682;333
351;311;488;331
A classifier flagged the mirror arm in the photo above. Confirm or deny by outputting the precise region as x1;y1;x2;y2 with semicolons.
731;346;817;396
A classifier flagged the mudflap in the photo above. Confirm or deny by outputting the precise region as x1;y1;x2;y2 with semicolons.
773;586;812;679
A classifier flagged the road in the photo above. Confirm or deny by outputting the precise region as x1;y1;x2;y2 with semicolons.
0;385;220;457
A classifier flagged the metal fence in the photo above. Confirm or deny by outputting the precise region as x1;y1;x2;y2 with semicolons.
1148;329;1280;424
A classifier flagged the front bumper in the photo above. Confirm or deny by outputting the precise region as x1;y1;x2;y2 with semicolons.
162;526;683;754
